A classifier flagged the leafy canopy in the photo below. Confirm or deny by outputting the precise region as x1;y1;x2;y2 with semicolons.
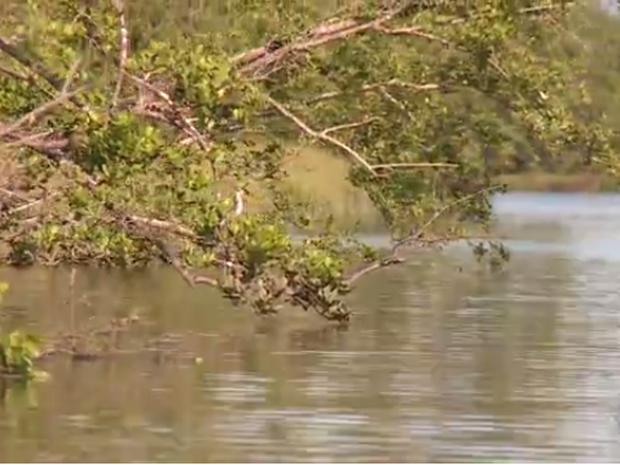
0;0;615;321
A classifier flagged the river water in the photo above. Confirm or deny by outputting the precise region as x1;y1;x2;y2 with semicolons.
1;192;620;462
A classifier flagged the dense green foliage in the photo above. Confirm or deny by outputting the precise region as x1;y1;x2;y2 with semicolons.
0;0;618;321
0;283;42;378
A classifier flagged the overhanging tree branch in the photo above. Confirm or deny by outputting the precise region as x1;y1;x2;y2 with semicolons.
266;95;459;175
265;95;378;174
344;184;503;286
0;0;595;324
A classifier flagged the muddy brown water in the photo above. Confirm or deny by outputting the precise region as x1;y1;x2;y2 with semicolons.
2;192;620;462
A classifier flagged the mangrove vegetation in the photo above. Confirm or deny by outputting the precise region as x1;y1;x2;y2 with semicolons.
0;0;618;345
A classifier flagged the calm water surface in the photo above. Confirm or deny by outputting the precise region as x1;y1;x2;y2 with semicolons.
1;192;620;462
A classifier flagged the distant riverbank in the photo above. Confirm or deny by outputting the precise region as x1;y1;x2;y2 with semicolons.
496;172;619;193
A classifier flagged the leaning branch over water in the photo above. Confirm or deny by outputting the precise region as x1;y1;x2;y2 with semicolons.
0;0;612;322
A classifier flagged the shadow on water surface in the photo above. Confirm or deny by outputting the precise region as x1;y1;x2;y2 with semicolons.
1;193;620;461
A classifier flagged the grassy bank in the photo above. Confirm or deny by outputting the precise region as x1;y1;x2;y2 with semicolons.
496;171;620;193
282;147;383;231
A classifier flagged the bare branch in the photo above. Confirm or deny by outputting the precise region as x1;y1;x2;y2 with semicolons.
124;72;213;155
233;19;366;75
267;97;456;174
344;256;405;286
6;192;59;216
1;129;55;149
265;95;377;174
373;162;457;170
0;130;69;158
152;237;218;287
0;63;85;140
0;87;84;139
61;57;82;95
233;1;419;77
234;190;244;216
0;62;29;81
306;80;439;104
231;0;571;81
126;215;198;239
321;117;378;135
111;0;129;108
373;25;451;45
0;187;30;203
0;35;64;90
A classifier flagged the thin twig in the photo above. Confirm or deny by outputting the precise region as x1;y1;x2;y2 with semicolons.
373;24;548;109
378;86;417;121
345;185;502;286
268;97;455;173
61;57;82;95
265;95;377;174
391;185;502;252
0;54;82;139
0;35;88;107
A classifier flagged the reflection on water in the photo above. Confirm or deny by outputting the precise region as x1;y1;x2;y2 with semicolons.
2;193;620;461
